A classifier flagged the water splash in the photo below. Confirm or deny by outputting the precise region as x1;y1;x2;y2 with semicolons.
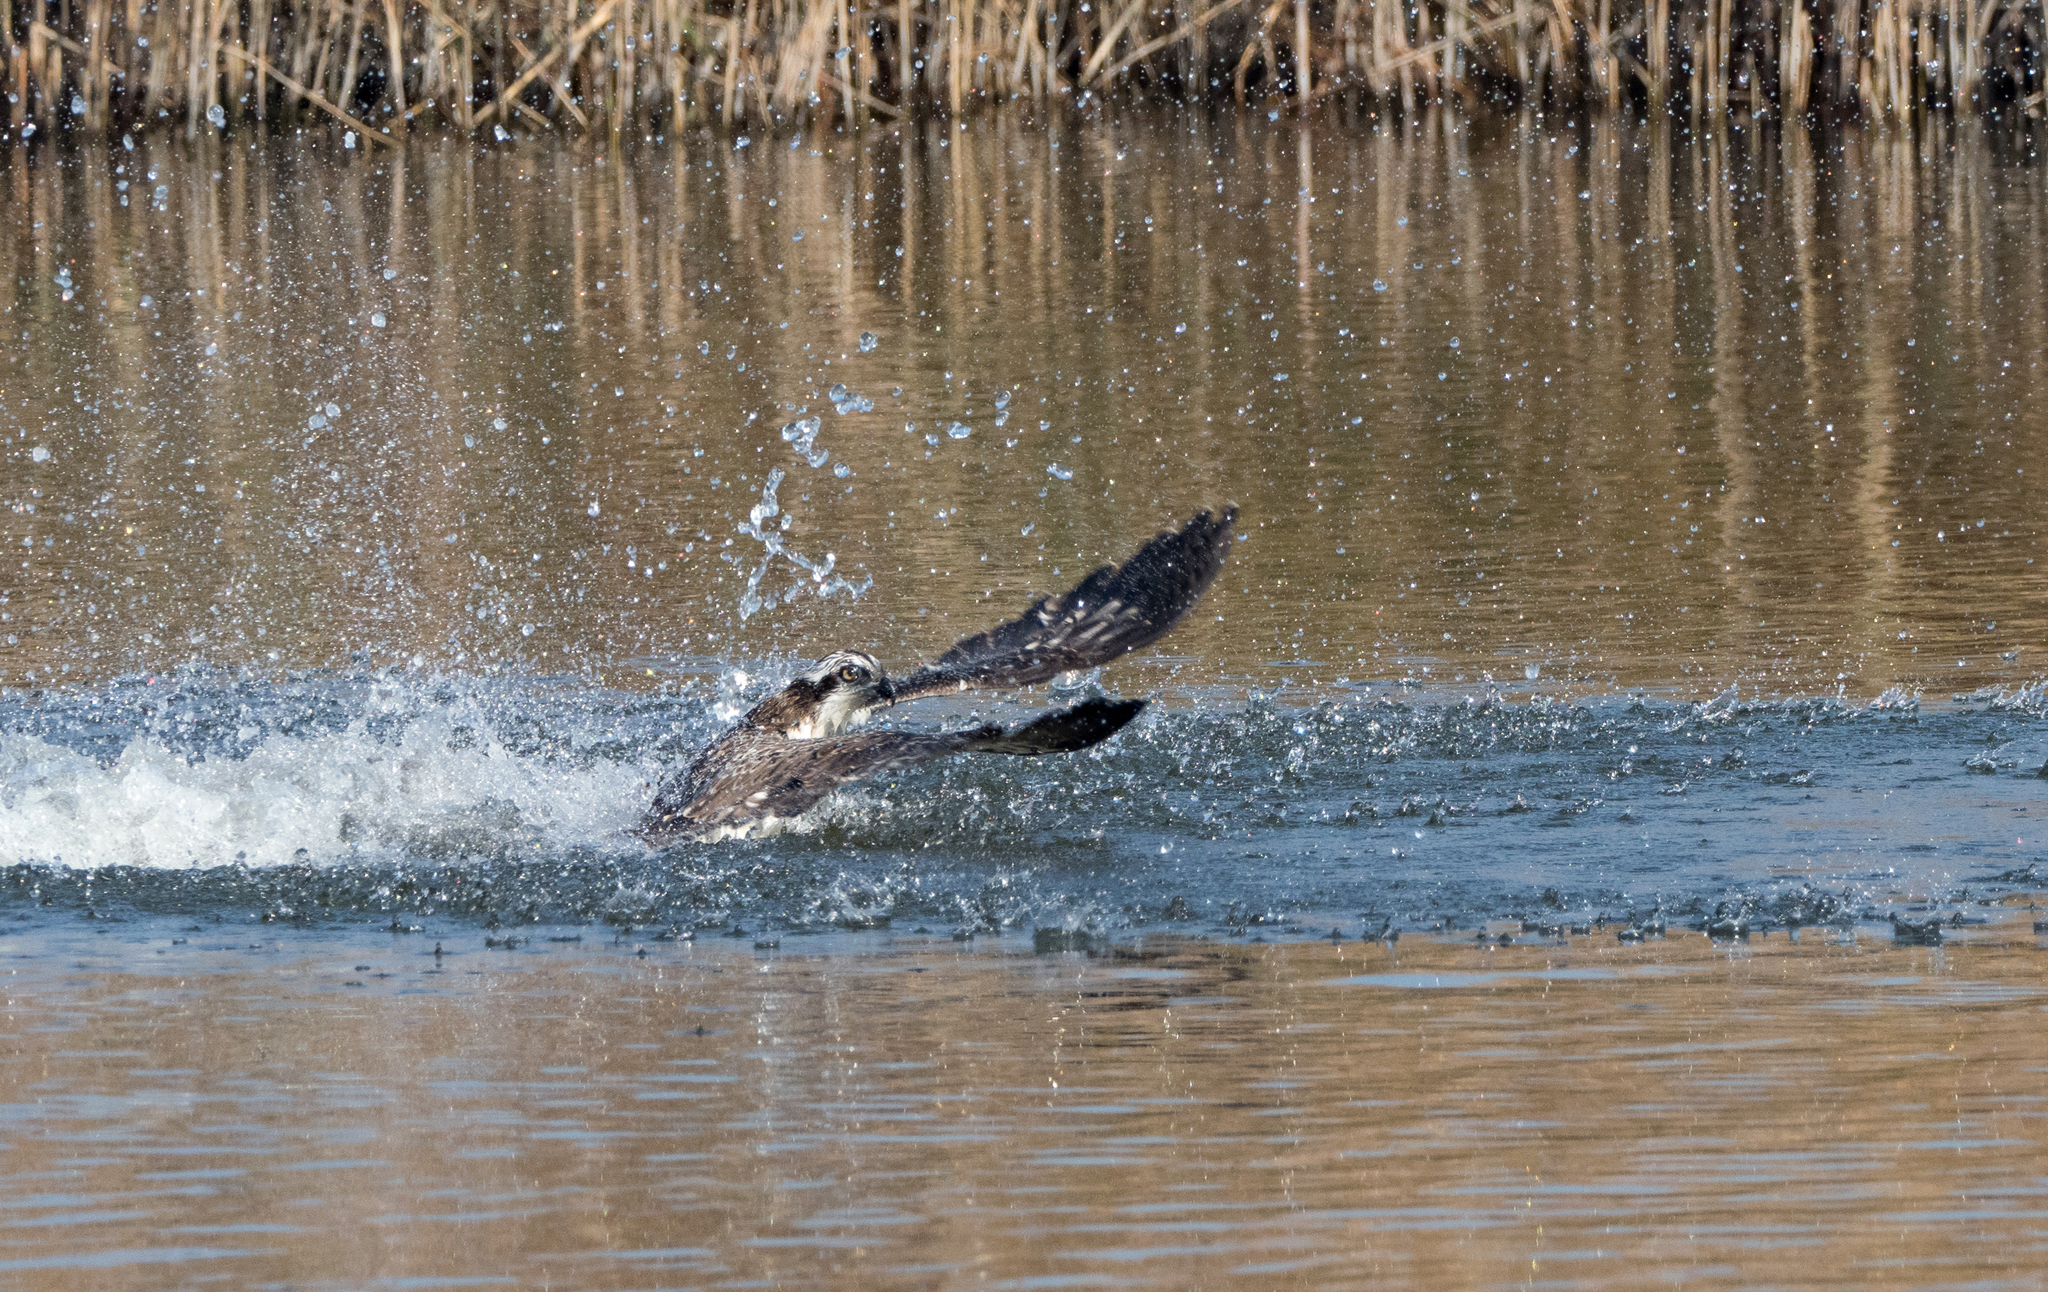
733;469;870;620
0;673;651;870
779;415;830;468
0;681;2033;943
827;384;874;415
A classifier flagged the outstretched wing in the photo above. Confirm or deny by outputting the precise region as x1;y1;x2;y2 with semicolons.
641;727;976;843
639;699;1147;845
890;506;1237;704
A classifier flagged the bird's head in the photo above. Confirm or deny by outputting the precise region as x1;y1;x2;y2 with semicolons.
782;649;892;737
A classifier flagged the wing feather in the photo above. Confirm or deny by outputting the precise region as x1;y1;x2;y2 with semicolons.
637;699;1148;845
641;727;977;843
891;506;1236;704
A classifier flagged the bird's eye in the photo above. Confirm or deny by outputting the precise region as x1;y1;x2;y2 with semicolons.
840;665;862;682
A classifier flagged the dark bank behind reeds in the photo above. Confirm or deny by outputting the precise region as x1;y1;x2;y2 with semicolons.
1;0;2043;139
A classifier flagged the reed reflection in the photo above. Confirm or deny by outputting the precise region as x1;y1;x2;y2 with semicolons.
2;114;2045;697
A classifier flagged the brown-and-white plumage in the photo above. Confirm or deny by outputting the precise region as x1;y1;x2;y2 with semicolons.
638;506;1237;845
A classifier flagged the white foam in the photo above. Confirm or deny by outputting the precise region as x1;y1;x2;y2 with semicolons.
0;699;654;870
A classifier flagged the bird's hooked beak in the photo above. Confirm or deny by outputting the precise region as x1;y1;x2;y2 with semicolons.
876;677;898;705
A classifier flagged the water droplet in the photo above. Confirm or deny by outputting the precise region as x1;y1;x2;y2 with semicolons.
947;422;972;439
343;131;357;150
1047;463;1073;480
588;500;602;517
370;312;387;328
30;446;50;463
781;416;823;452
735;135;751;149
494;124;511;141
858;331;879;352
493;418;508;431
206;102;225;128
1373;279;1388;292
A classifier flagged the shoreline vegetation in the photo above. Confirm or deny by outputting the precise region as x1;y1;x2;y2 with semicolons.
0;0;2043;142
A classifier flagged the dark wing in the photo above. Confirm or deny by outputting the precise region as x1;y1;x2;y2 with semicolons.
638;699;1146;845
890;506;1237;704
970;698;1145;755
641;726;976;843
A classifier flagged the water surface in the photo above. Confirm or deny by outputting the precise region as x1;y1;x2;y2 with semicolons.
6;110;2048;1288
5;113;2047;694
4;113;2048;932
3;921;2047;1288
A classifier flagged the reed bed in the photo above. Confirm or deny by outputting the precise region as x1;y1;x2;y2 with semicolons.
3;0;2042;139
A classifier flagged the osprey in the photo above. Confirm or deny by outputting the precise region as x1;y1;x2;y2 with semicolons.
640;506;1238;844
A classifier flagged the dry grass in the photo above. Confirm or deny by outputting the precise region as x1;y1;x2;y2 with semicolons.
3;0;2043;137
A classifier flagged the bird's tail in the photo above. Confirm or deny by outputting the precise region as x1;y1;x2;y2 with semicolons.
967;698;1146;756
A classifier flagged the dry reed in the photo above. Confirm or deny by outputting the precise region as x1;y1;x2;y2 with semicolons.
3;0;2043;138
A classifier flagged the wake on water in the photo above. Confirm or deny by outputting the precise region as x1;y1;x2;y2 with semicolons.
2;666;2046;940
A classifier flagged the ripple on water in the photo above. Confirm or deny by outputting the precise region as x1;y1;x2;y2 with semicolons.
1;671;2044;941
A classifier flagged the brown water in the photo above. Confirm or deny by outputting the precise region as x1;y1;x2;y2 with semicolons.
5;113;2048;697
4;918;2048;1288
7;113;2048;1288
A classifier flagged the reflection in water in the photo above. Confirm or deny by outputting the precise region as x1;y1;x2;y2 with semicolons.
8;115;2048;1289
1;923;2045;1287
4;113;2047;696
